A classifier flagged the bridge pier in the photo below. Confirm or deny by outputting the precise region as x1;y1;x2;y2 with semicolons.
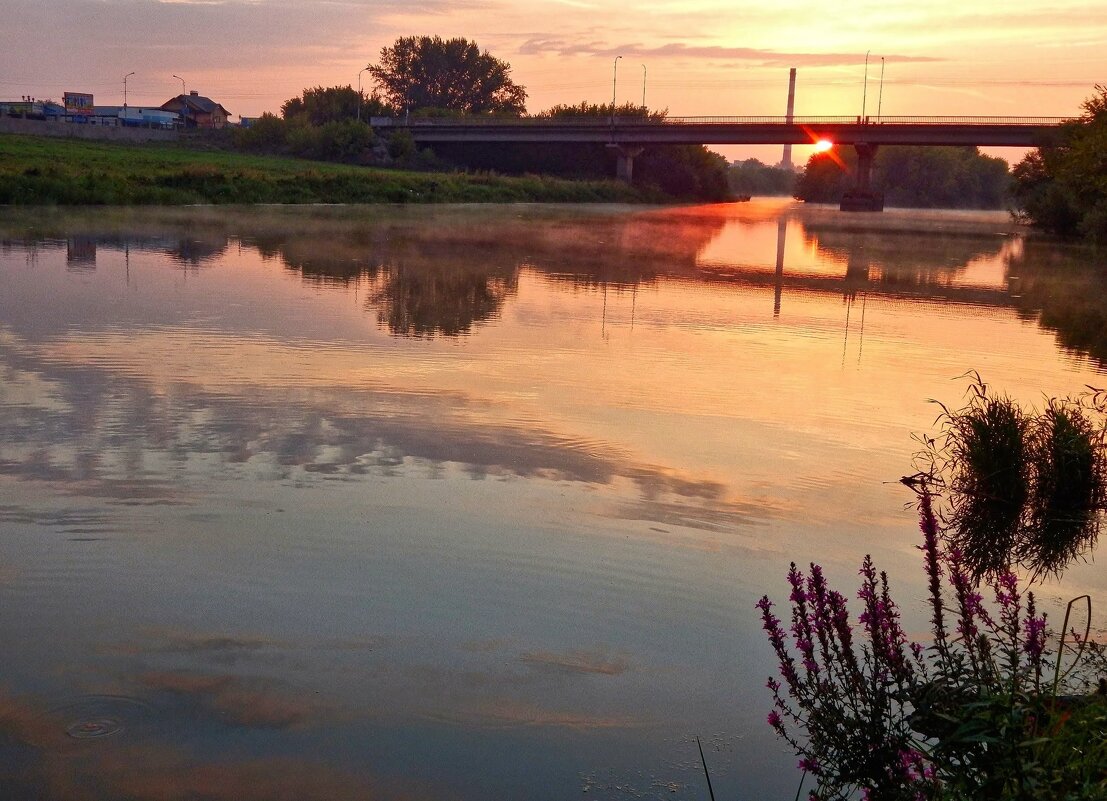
840;142;884;212
607;144;644;182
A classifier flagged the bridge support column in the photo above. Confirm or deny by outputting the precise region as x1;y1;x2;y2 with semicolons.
607;144;644;182
840;142;884;212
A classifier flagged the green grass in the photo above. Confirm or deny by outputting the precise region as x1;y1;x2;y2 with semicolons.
0;134;657;205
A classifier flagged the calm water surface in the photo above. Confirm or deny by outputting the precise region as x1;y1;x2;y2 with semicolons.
1;200;1105;800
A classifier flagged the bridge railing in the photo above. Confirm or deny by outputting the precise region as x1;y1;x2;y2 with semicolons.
385;115;1069;127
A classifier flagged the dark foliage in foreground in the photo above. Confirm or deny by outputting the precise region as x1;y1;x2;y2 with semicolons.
1012;85;1107;242
913;376;1107;580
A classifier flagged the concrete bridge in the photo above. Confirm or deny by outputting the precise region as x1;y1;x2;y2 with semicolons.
376;115;1067;209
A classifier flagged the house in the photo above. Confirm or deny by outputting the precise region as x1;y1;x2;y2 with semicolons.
159;90;231;129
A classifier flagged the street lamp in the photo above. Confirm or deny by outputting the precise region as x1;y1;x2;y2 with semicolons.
358;67;368;122
641;64;647;109
123;71;135;113
611;55;622;123
877;57;885;121
861;51;870;121
172;74;185;96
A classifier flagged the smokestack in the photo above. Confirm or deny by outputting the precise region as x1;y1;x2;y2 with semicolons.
781;68;797;170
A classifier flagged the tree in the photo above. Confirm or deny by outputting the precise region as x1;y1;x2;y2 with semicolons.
795;146;1011;208
1012;85;1107;241
280;85;393;126
728;158;796;197
368;36;527;115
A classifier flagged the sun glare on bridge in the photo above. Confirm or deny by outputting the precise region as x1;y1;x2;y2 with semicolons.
813;139;834;153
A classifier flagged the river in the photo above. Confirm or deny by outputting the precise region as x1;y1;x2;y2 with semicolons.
0;200;1104;800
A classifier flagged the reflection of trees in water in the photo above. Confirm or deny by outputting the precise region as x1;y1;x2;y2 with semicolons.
2;233;230;268
247;209;728;336
1005;241;1107;367
368;261;519;338
258;232;520;338
802;224;1010;292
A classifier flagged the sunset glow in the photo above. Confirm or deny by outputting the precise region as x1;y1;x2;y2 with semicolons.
1;0;1102;163
813;139;834;153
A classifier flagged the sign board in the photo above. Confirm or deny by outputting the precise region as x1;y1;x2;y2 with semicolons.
63;92;94;116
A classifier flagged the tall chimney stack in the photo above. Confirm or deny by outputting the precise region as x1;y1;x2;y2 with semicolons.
781;68;797;170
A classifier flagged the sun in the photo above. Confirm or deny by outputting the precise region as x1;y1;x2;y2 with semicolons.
813;139;834;153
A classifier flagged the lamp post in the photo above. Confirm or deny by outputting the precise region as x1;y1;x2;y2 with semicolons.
861;51;869;121
877;57;885;121
172;74;185;97
641;64;646;109
123;71;135;116
358;67;368;122
611;55;622;123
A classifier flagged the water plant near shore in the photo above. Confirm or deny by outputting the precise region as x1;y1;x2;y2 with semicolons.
760;380;1107;799
758;493;1107;800
912;375;1107;580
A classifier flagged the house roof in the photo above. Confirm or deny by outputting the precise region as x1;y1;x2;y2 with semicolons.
160;94;231;117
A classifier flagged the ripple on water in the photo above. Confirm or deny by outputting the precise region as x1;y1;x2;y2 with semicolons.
49;695;155;740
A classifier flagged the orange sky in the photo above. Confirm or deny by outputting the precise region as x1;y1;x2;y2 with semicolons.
3;0;1103;161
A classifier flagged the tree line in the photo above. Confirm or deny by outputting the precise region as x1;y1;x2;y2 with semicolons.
233;36;730;201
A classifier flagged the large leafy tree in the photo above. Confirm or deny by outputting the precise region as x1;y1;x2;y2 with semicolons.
367;36;527;115
1012;85;1107;241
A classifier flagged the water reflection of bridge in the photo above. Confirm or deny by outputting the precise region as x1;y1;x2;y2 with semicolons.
765;216;1014;317
4;206;1096;358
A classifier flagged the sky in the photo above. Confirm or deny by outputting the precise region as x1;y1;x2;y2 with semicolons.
2;0;1104;162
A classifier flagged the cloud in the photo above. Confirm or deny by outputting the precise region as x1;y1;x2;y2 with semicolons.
517;38;944;67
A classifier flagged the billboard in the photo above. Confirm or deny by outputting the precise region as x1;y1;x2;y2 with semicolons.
63;92;94;116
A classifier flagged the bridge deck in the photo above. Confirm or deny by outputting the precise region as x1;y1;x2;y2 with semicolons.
380;115;1068;147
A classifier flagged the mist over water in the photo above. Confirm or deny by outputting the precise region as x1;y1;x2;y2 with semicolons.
1;200;1105;800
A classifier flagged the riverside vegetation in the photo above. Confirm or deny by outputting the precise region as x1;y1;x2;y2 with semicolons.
760;378;1107;800
0;36;732;204
0;133;654;205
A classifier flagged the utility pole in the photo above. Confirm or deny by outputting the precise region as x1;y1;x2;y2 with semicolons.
641;64;646;109
124;71;135;116
358;67;368;122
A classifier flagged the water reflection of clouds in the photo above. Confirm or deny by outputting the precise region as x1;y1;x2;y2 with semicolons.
0;327;772;534
0;685;440;801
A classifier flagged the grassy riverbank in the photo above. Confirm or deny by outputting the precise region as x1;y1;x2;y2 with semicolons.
0;134;656;205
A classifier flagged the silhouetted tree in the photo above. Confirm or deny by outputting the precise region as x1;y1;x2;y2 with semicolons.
368;36;527;115
280;85;393;126
795;146;1010;208
1012;85;1107;241
729;158;797;196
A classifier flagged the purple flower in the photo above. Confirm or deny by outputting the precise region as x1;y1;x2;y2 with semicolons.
767;711;782;728
798;757;821;774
